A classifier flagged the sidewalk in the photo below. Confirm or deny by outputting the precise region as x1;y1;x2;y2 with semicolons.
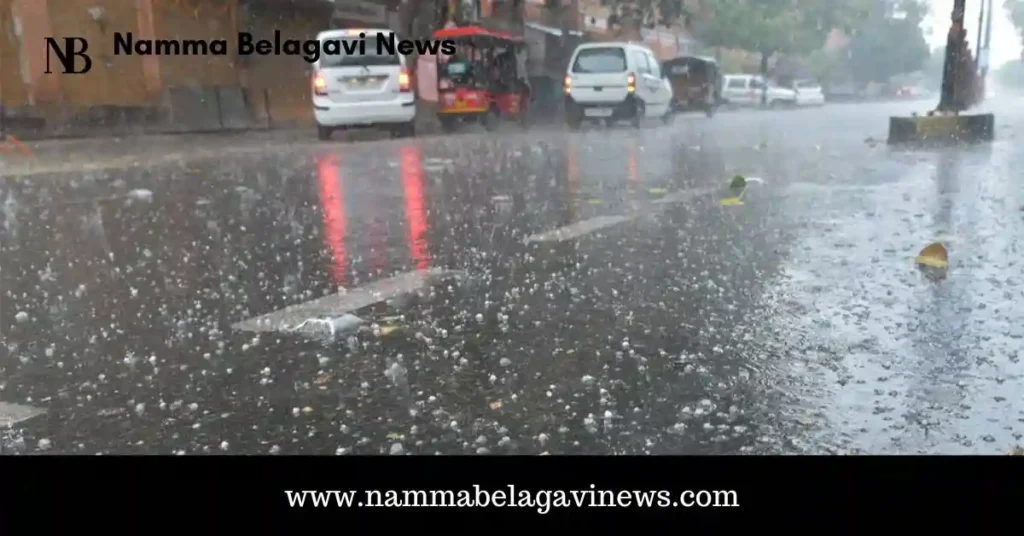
1;103;447;177
1;129;318;177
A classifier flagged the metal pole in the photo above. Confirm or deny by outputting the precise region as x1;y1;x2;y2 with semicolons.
982;0;993;72
976;0;984;59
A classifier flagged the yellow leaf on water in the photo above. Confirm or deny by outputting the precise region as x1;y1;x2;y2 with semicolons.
386;432;402;440
379;325;400;336
915;256;948;269
648;187;667;195
915;242;948;269
587;199;602;205
720;197;743;206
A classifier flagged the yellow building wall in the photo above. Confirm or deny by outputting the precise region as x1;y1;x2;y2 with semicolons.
242;10;323;126
1;0;31;106
46;0;151;106
152;0;239;88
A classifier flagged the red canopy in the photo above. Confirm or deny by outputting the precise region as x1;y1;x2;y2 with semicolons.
433;26;524;43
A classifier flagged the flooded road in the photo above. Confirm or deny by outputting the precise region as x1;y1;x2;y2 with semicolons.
2;100;1023;454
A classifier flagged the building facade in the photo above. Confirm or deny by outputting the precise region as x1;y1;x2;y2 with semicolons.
1;0;400;134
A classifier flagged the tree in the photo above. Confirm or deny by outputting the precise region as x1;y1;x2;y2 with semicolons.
806;49;852;88
847;1;930;85
1008;0;1024;58
692;0;872;104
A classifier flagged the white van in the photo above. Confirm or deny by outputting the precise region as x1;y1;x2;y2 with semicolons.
311;29;416;140
563;42;673;129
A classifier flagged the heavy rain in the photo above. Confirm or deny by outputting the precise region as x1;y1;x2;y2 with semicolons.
2;0;1023;456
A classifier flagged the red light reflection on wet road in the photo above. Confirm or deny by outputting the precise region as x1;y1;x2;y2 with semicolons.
316;153;348;286
400;145;430;270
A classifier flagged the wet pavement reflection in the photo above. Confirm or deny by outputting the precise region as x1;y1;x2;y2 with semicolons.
3;101;1024;454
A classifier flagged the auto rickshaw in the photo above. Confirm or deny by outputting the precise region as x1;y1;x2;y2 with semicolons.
433;26;530;132
662;55;721;117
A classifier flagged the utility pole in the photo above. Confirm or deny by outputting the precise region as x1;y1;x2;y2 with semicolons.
978;0;987;72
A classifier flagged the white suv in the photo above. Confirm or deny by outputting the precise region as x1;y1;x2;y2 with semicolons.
721;74;796;108
563;42;674;129
311;29;416;140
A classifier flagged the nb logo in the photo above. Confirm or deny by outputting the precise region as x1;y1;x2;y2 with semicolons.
45;37;92;74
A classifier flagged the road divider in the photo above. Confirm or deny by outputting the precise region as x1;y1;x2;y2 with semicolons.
0;401;45;429
232;268;466;335
523;215;635;244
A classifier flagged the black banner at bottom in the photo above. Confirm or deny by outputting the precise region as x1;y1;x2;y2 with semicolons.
3;456;1020;525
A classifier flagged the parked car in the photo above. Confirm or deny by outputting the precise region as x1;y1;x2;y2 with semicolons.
310;28;416;141
563;41;674;129
721;74;796;107
793;79;826;106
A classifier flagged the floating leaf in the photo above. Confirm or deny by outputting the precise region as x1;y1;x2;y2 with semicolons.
915;242;948;269
386;432;402;440
729;175;747;189
587;199;602;205
379;325;400;336
648;187;667;195
489;401;503;410
720;197;743;206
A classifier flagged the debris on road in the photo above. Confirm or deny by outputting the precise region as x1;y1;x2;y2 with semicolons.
915;242;949;269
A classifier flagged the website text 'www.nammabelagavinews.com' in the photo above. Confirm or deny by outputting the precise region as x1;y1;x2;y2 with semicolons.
285;485;739;514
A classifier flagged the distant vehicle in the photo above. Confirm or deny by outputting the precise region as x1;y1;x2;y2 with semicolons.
721;74;796;107
893;85;931;99
792;79;826;107
311;28;416;141
563;41;674;129
662;55;721;117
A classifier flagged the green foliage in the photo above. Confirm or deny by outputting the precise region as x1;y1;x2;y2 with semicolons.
1008;0;1024;57
693;0;871;56
1008;0;1024;32
807;49;852;85
847;1;930;84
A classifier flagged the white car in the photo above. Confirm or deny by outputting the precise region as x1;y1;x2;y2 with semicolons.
563;42;674;129
721;74;796;107
311;28;416;140
793;80;826;107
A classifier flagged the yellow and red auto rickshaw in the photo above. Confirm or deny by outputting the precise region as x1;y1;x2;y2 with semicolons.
662;55;721;117
433;26;530;132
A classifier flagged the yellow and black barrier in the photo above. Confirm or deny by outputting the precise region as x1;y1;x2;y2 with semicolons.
887;113;994;144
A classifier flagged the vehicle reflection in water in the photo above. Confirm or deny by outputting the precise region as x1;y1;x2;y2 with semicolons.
400;145;431;271
316;153;348;286
316;145;433;286
626;138;639;209
565;138;579;224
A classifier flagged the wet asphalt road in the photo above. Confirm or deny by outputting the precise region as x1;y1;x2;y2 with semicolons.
2;99;1024;455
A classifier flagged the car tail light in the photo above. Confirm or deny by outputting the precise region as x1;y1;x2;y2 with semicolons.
398;69;412;92
564;75;571;94
627;73;636;93
312;72;327;96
